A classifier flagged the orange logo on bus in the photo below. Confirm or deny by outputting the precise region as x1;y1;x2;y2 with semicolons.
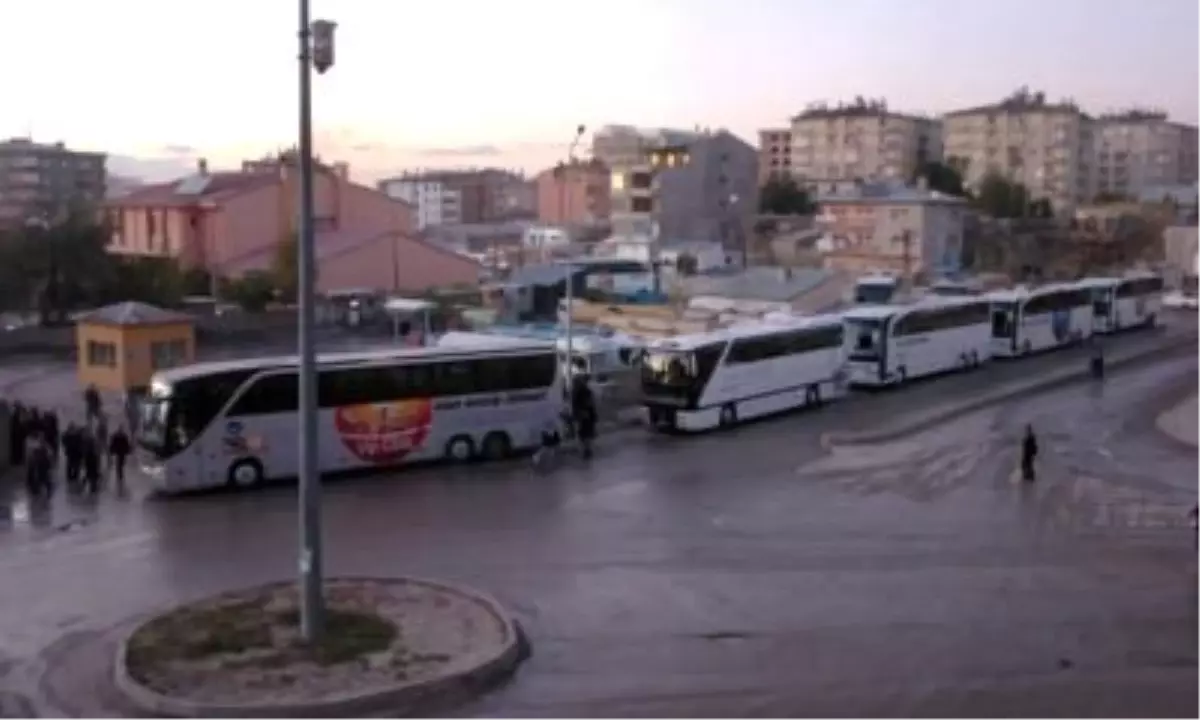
333;400;433;464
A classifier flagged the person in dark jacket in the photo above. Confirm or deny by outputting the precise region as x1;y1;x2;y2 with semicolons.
9;403;26;466
1190;506;1198;549
84;384;101;421
81;431;102;494
1090;341;1105;380
43;409;60;465
108;425;132;489
62;422;83;487
1020;425;1038;482
570;374;598;460
26;434;52;498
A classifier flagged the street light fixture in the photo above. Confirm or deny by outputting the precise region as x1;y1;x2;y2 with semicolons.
296;0;335;645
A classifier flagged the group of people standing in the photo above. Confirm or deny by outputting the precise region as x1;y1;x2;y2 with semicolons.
7;384;133;499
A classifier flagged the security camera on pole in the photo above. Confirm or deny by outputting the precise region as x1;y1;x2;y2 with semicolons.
296;0;336;645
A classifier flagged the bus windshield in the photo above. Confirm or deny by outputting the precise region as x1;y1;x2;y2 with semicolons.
854;282;896;305
641;350;697;394
845;318;884;361
138;369;256;459
991;302;1016;338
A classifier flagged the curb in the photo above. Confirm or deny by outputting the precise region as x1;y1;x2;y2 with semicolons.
112;576;527;718
821;337;1198;450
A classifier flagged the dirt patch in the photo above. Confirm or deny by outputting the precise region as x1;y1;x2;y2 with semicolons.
123;578;510;706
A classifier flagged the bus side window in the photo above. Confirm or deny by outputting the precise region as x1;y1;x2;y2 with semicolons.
227;373;299;416
435;361;479;396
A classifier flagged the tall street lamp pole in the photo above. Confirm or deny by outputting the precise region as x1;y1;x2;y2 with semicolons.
562;124;585;384
297;0;336;644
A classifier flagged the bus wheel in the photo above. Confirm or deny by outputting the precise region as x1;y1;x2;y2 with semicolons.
481;431;511;461
719;404;738;428
227;458;264;489
445;435;476;463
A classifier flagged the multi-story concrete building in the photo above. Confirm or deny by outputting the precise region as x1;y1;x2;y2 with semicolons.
597;125;759;249
378;174;463;229
815;181;968;279
758;128;792;183
534;159;611;226
377;168;531;229
1093;110;1198;199
788;99;941;186
0;138;106;227
942;90;1096;213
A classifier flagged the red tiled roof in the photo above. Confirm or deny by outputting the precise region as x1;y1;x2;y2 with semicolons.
107;171;276;208
222;228;481;277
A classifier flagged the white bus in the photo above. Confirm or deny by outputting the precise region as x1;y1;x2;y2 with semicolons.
640;315;846;432
137;340;561;492
1080;273;1164;334
988;282;1094;358
842;296;992;387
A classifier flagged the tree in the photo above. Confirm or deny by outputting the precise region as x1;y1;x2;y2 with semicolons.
973;172;1032;219
912;160;966;197
759;177;815;215
223;271;276;312
0;214;119;323
272;232;299;303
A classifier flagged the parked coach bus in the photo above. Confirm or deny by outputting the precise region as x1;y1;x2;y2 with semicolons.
1079;273;1164;334
137;339;560;492
640;314;846;432
989;282;1094;358
842;296;992;387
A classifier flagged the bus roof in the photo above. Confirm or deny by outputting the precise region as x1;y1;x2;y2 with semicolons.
153;339;554;385
843;294;988;322
986;281;1087;302
647;313;844;351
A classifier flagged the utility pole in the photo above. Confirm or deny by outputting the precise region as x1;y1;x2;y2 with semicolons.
296;0;336;644
562;124;585;384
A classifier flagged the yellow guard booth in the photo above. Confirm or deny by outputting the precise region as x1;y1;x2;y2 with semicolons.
75;301;196;392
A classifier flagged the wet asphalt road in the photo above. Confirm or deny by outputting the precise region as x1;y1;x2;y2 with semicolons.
0;329;1196;717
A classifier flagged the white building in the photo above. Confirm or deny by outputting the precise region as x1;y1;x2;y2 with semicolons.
942;90;1095;213
1094;111;1199;198
788;99;942;185
377;176;463;230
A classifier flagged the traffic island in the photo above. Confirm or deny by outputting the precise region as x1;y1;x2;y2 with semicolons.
113;577;525;718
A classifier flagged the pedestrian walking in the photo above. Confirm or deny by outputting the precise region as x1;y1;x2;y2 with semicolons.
1020;424;1039;482
62;422;83;487
9;403;27;466
26;433;52;498
81;431;101;494
93;414;110;473
83;384;101;422
1090;341;1105;381
1190;504;1200;554
108;425;132;490
570;374;598;460
43;409;60;465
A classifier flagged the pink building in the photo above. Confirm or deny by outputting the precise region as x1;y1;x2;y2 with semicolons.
534;159;611;226
105;156;481;294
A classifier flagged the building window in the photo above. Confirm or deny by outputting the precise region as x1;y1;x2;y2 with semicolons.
87;340;117;368
150;339;188;370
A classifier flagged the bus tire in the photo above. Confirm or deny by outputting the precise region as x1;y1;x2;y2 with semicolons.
481;431;511;461
227;458;264;489
719;404;737;428
445;435;476;463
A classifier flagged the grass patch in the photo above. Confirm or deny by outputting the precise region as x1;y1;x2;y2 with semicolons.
127;591;399;681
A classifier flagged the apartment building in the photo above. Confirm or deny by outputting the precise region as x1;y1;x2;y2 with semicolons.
1093;110;1198;198
788;99;941;186
377;168;531;230
597;125;759;249
815;182;968;278
534;158;611;226
758;128;792;183
943;90;1095;213
0;138;106;227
